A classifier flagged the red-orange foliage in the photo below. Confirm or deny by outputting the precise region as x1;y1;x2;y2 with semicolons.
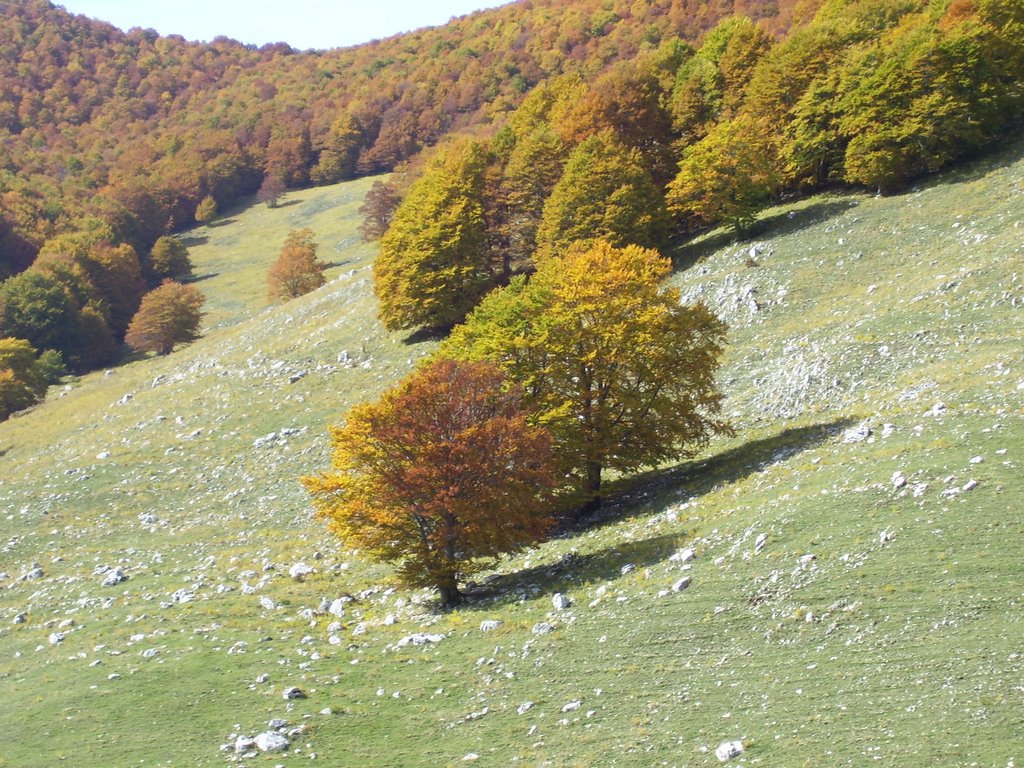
124;280;204;356
303;358;556;607
357;180;401;242
267;228;326;301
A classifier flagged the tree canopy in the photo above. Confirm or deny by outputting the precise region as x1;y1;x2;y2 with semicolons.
267;228;327;301
374;140;492;332
149;236;194;283
124;280;205;356
443;240;731;508
0;337;51;420
535;130;670;259
303;358;556;607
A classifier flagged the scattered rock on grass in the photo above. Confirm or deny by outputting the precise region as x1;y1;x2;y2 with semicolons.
397;633;444;647
715;740;744;761
255;731;289;752
672;576;692;592
288;562;314;581
842;424;872;443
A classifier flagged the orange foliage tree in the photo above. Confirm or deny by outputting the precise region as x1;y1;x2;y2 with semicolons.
267;228;326;301
302;358;556;607
124;280;205;355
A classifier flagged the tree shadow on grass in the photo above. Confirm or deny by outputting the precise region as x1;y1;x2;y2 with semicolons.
461;416;858;609
912;135;1024;191
184;272;219;284
178;234;208;248
402;326;451;345
670;199;855;272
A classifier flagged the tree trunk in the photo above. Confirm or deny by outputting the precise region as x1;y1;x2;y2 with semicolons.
576;460;603;516
437;578;462;609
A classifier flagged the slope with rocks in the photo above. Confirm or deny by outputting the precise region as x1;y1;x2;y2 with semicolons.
0;144;1021;766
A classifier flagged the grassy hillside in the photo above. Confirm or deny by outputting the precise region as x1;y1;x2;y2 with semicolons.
0;144;1022;767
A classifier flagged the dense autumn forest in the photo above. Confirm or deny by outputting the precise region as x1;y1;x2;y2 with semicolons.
0;0;1021;415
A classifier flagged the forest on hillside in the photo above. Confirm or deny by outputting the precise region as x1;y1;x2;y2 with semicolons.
0;0;1022;418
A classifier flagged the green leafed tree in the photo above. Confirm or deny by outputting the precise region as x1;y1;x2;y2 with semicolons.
838;1;1024;192
267;228;326;301
149;236;193;282
535;130;669;259
373;139;492;332
443;240;731;510
124;279;205;356
195;195;217;224
0;270;85;368
302;358;556;607
499;125;569;269
669;17;773;150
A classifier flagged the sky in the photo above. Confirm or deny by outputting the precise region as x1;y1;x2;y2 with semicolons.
60;0;512;50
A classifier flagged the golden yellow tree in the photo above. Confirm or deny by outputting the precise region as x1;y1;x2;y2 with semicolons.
444;240;730;509
373;140;491;332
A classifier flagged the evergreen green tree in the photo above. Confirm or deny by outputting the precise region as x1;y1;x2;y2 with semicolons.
0;270;84;368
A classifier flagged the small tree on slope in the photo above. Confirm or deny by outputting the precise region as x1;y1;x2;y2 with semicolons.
124;280;205;356
267;228;326;301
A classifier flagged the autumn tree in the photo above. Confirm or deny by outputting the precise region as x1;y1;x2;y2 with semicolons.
302;358;556;607
311;112;361;185
535;130;669;260
83;242;145;337
268;228;326;301
257;173;287;208
499;125;568;269
358;179;401;242
443;240;731;510
667;116;779;236
149;235;193;282
195;195;217;224
124;279;205;355
374;140;491;332
0;337;50;420
265;123;313;187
